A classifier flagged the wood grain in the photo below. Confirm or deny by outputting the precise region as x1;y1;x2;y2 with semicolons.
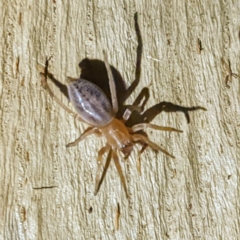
0;0;239;239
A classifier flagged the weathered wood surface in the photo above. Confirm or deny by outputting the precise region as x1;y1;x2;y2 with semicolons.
1;0;239;239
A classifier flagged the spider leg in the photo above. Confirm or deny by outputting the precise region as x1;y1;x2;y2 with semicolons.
132;134;175;158
112;150;129;198
103;51;118;114
131;123;183;133
123;105;142;121
40;57;84;122
66;127;100;147
94;146;112;195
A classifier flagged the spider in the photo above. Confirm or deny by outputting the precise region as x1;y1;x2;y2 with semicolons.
40;14;206;198
40;52;206;198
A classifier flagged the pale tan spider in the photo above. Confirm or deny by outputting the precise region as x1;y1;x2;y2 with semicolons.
40;14;206;198
40;52;206;198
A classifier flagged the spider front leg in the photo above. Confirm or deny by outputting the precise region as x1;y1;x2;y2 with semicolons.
129;123;181;170
94;146;111;195
132;134;175;158
94;147;129;198
131;123;183;133
112;151;128;198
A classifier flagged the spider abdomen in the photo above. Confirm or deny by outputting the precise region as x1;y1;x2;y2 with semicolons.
67;78;114;127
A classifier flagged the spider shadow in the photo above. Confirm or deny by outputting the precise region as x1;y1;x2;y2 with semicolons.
47;12;205;128
48;58;203;125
